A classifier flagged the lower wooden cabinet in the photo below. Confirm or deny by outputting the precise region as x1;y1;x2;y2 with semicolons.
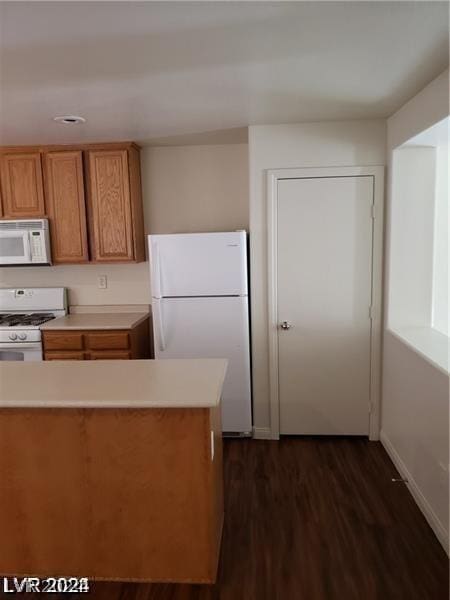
86;331;130;350
44;331;84;351
89;350;132;360
43;320;150;361
45;351;85;361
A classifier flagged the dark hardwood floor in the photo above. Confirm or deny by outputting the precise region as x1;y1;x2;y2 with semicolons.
8;438;449;600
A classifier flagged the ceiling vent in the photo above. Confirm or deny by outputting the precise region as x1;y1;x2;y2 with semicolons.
53;115;86;125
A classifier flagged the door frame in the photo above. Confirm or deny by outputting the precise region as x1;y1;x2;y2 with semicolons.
267;166;384;440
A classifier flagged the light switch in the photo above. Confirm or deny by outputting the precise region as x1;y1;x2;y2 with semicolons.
98;275;108;289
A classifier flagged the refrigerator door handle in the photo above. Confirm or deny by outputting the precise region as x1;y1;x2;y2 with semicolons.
154;300;166;352
152;242;163;299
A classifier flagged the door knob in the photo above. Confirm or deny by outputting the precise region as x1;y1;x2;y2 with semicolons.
280;321;291;330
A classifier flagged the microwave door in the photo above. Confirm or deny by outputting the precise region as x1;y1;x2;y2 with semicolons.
0;230;31;264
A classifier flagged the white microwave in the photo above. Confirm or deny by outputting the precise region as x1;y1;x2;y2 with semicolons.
0;219;51;266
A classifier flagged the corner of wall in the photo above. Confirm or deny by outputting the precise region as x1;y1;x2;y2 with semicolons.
380;429;449;555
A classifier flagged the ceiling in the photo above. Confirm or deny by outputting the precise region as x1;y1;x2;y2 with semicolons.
0;1;448;146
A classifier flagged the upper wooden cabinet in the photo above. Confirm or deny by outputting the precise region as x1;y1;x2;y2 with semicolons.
0;152;45;218
44;151;89;264
0;142;145;265
87;149;133;262
86;147;145;263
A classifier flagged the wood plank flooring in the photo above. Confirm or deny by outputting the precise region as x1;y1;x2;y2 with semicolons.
8;438;449;599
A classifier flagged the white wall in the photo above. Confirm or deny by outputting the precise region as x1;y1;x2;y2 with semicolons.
382;69;449;552
141;144;249;234
388;146;436;328
248;120;386;436
388;115;449;337
0;143;249;307
382;333;449;540
0;263;150;307
432;138;449;336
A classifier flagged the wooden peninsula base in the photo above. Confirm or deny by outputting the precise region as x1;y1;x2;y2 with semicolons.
0;359;226;583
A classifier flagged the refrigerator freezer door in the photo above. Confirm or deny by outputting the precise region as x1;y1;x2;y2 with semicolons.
149;232;248;298
152;296;252;433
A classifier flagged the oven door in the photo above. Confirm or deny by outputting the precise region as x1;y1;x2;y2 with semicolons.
0;342;42;361
0;230;32;265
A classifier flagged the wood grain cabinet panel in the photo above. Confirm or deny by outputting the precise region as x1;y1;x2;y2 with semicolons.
86;331;130;350
43;332;84;351
43;320;150;361
1;152;45;217
87;150;134;262
128;146;146;262
44;151;89;264
0;405;223;582
89;350;132;360
45;351;86;360
0;143;145;264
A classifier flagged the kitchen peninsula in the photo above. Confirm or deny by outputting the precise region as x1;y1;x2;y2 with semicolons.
0;359;227;583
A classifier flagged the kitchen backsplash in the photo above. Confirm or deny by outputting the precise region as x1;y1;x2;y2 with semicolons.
0;263;151;307
69;304;150;314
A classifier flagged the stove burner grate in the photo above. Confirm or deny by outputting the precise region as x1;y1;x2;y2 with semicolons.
0;313;55;327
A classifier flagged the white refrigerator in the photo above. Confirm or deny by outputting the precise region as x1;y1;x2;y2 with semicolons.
148;231;252;435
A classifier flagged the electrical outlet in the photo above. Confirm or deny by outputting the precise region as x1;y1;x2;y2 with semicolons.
98;275;108;289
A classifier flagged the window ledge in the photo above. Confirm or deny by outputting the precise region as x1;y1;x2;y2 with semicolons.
387;326;449;375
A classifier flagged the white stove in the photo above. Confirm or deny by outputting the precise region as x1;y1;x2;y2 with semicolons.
0;288;67;361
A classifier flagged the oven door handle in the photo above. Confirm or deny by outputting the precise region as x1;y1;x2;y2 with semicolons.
0;342;42;350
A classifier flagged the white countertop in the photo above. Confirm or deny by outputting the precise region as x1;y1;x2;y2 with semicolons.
41;312;150;331
0;359;227;409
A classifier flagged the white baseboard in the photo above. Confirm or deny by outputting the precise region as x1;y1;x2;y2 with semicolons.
380;430;449;555
252;427;276;440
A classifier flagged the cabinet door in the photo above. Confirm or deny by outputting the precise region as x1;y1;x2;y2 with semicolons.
45;351;86;360
44;151;89;263
43;331;84;351
87;150;134;262
89;350;132;360
1;152;45;217
86;331;130;350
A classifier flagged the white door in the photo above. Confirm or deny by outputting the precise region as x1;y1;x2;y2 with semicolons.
277;176;374;435
153;296;252;433
149;232;248;298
